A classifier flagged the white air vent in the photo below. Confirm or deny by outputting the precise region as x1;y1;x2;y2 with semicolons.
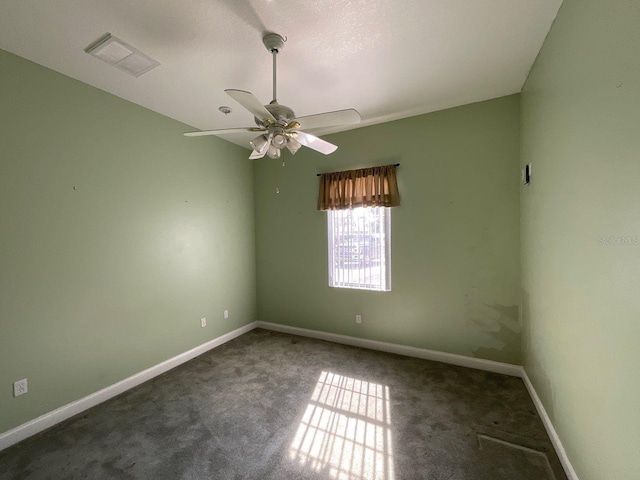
85;33;159;77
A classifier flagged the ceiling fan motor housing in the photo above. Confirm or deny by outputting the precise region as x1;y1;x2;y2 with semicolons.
269;102;295;122
255;102;296;126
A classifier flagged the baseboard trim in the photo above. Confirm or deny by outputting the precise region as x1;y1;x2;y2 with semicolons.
256;321;578;479
256;321;522;377
521;369;580;480
0;321;258;452
1;319;579;480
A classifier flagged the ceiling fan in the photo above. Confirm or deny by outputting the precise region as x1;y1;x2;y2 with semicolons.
183;33;361;160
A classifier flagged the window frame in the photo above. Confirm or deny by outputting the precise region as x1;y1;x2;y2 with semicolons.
327;206;392;292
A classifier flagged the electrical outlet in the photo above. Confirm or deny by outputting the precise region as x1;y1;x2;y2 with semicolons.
355;314;362;324
223;309;229;319
14;379;28;397
200;317;207;328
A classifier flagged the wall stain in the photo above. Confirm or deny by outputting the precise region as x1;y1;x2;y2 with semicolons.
465;286;521;363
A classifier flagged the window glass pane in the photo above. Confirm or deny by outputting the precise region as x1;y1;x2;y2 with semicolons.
327;207;391;291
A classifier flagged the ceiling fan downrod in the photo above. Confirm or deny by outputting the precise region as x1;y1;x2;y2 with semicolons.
272;49;277;103
263;33;285;103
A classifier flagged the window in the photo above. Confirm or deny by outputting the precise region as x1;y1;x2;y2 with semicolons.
328;206;391;291
318;163;399;291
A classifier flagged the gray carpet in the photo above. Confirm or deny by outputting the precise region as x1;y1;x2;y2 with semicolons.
0;329;567;479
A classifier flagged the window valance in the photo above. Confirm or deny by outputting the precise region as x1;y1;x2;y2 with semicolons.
317;164;400;211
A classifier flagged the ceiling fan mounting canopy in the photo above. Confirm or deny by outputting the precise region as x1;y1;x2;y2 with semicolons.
262;33;285;53
183;32;361;160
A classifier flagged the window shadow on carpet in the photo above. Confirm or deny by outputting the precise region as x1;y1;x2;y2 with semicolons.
289;371;395;480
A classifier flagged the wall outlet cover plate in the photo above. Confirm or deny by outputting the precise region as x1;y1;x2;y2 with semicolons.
14;379;28;397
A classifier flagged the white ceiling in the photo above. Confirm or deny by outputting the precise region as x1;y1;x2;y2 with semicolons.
0;0;562;148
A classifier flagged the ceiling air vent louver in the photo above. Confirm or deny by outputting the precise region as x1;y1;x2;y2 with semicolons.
85;33;159;77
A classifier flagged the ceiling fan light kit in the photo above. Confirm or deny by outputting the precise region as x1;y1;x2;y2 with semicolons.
286;137;302;155
250;134;269;154
184;33;361;160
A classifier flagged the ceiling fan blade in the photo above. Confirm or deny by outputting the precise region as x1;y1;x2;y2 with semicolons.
225;89;276;123
183;127;264;137
249;149;267;160
294;131;338;155
294;109;361;130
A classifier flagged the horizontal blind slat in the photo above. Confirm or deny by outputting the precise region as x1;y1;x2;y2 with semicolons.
327;207;390;291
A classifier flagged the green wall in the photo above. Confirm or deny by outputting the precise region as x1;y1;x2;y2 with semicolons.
520;0;640;478
0;49;256;433
255;95;521;364
5;4;635;475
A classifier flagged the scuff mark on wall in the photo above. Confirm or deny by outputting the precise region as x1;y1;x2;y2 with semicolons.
472;324;520;364
527;358;555;420
465;285;521;363
520;288;554;420
521;288;531;359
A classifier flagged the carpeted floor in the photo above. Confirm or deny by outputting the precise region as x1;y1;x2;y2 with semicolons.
0;329;567;479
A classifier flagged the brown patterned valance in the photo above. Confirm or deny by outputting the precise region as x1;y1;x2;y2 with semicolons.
317;164;400;211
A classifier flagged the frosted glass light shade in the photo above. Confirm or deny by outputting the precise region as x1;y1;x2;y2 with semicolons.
250;134;269;155
267;144;281;159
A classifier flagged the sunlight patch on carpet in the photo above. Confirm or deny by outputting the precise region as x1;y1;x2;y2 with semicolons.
289;371;395;480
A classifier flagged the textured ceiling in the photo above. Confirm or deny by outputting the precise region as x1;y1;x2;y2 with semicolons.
0;0;562;148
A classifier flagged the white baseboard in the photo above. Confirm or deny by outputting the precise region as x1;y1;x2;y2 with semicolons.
0;321;258;452
521;370;580;480
1;318;579;480
257;321;578;480
256;321;523;377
